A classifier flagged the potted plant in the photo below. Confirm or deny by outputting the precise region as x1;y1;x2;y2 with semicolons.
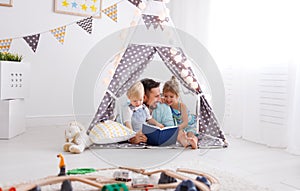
0;52;23;62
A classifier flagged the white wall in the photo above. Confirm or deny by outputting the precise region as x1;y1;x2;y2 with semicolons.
0;0;137;126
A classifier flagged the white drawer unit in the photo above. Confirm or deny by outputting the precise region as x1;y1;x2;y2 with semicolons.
0;61;30;139
0;99;26;139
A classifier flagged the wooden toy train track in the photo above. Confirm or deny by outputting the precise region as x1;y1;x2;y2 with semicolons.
1;155;220;191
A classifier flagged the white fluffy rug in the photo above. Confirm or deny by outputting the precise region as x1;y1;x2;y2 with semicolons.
3;161;271;191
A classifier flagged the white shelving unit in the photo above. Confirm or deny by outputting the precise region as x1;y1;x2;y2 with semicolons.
0;61;30;139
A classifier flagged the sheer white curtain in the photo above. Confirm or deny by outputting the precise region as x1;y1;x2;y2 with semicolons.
169;0;300;155
287;59;300;155
168;0;210;47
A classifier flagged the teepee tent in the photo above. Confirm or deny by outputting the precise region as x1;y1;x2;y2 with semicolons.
87;0;226;143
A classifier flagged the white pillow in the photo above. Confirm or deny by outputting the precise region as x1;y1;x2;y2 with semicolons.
89;120;136;144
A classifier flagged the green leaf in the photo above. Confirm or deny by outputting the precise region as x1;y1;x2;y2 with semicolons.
0;52;23;62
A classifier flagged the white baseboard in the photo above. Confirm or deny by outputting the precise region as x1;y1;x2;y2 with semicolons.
26;114;93;128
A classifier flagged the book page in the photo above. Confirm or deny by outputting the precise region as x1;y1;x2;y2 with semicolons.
143;123;177;130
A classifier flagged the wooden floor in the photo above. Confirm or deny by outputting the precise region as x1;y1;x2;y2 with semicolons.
0;126;300;191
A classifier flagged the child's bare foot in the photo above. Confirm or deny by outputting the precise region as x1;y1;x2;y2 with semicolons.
187;136;198;149
178;131;189;147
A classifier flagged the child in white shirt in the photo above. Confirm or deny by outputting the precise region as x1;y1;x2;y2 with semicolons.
122;81;164;132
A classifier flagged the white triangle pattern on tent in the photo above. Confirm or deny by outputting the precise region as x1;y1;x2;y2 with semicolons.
155;46;200;94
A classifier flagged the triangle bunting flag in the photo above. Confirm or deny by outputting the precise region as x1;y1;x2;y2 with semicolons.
102;4;118;22
23;34;40;53
0;38;12;53
50;26;67;44
128;0;141;7
76;17;93;34
142;14;164;30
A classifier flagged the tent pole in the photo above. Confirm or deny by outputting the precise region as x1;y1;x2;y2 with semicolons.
196;94;201;134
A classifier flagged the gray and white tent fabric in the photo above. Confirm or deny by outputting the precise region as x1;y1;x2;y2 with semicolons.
87;43;226;142
85;0;226;146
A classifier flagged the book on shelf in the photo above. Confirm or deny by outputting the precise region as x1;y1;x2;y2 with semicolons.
142;123;179;146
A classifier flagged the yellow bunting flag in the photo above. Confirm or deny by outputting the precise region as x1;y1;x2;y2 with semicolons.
50;26;67;44
102;4;117;22
0;39;12;53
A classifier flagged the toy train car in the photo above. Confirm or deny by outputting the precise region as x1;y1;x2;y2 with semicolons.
131;177;153;188
113;171;132;182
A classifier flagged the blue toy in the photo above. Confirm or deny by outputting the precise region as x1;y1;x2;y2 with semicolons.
196;176;211;188
175;180;197;191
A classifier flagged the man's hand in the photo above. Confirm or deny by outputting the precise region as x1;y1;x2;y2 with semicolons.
129;131;147;144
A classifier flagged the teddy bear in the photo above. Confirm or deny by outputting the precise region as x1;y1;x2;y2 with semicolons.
63;121;83;152
63;121;93;154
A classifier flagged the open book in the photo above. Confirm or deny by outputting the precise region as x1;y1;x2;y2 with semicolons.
142;123;179;146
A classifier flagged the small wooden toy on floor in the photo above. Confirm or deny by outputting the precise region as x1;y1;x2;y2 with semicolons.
57;153;67;176
57;153;73;191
